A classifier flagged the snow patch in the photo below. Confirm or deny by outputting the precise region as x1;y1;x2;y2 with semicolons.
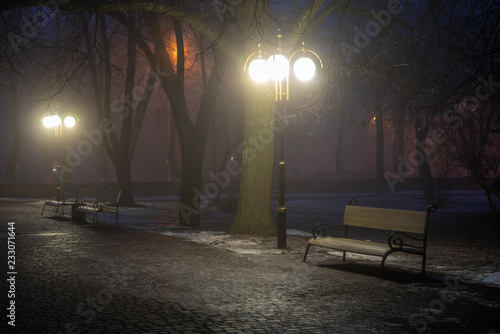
482;273;500;286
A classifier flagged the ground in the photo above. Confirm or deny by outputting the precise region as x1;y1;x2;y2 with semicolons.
98;191;500;285
1;190;500;333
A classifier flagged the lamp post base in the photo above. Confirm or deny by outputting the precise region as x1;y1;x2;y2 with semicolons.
277;206;287;249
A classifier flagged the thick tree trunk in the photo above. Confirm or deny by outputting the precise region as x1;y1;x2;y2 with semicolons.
97;145;109;182
178;133;205;227
176;51;228;226
228;83;277;236
115;152;134;206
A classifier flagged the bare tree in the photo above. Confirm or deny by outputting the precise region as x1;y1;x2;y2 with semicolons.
80;13;157;205
445;97;500;219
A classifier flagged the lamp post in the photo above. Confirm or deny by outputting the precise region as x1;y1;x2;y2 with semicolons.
42;105;79;193
244;36;323;249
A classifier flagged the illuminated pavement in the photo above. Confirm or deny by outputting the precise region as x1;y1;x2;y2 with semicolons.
1;200;500;333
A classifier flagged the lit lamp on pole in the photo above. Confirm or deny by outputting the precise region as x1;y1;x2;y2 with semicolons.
42;106;79;192
245;39;323;249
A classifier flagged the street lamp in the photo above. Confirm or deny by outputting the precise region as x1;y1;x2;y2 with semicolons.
244;37;323;249
41;106;79;193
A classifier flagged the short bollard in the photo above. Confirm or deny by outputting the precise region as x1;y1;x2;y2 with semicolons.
277;206;287;249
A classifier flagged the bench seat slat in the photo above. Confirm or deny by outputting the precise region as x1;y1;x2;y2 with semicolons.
344;206;427;234
308;237;390;257
75;206;93;212
43;202;60;207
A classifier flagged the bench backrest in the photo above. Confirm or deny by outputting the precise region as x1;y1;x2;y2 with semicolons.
59;184;84;202
344;205;428;234
96;188;122;204
61;184;81;197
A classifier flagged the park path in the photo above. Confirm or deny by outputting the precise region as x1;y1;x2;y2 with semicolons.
1;200;500;333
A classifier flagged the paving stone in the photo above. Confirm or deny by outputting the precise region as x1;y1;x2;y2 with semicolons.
1;201;500;333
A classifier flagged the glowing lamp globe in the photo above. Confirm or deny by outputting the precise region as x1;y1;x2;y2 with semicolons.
248;58;270;83
42;115;53;128
267;54;289;81
293;57;316;81
64;115;76;128
52;115;61;127
43;114;61;128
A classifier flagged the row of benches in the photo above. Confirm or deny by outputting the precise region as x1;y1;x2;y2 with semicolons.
41;185;436;277
41;184;123;225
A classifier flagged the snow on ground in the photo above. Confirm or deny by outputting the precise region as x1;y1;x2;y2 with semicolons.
29;190;500;286
483;273;500;286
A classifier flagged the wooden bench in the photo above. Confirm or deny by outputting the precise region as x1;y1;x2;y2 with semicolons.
75;188;123;226
303;198;437;276
41;184;85;217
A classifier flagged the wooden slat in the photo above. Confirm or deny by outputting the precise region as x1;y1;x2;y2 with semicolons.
344;205;427;234
308;237;390;257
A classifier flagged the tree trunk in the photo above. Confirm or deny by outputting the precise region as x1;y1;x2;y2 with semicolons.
335;110;345;177
178;132;205;226
228;83;277;236
393;110;405;173
166;112;180;181
415;124;436;200
4;74;21;183
175;47;228;226
374;100;385;193
97;144;109;182
116;13;136;206
485;189;500;221
115;152;134;206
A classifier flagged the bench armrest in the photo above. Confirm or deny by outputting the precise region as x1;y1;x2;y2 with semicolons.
388;232;424;251
42;193;69;204
311;223;347;239
57;194;68;204
93;201;102;211
76;197;90;205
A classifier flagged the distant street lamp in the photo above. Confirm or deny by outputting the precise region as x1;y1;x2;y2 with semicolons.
245;33;323;249
42;106;79;193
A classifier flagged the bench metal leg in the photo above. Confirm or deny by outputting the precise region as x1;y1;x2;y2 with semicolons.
41;204;64;217
378;261;385;277
303;244;312;262
379;252;392;277
342;251;346;262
